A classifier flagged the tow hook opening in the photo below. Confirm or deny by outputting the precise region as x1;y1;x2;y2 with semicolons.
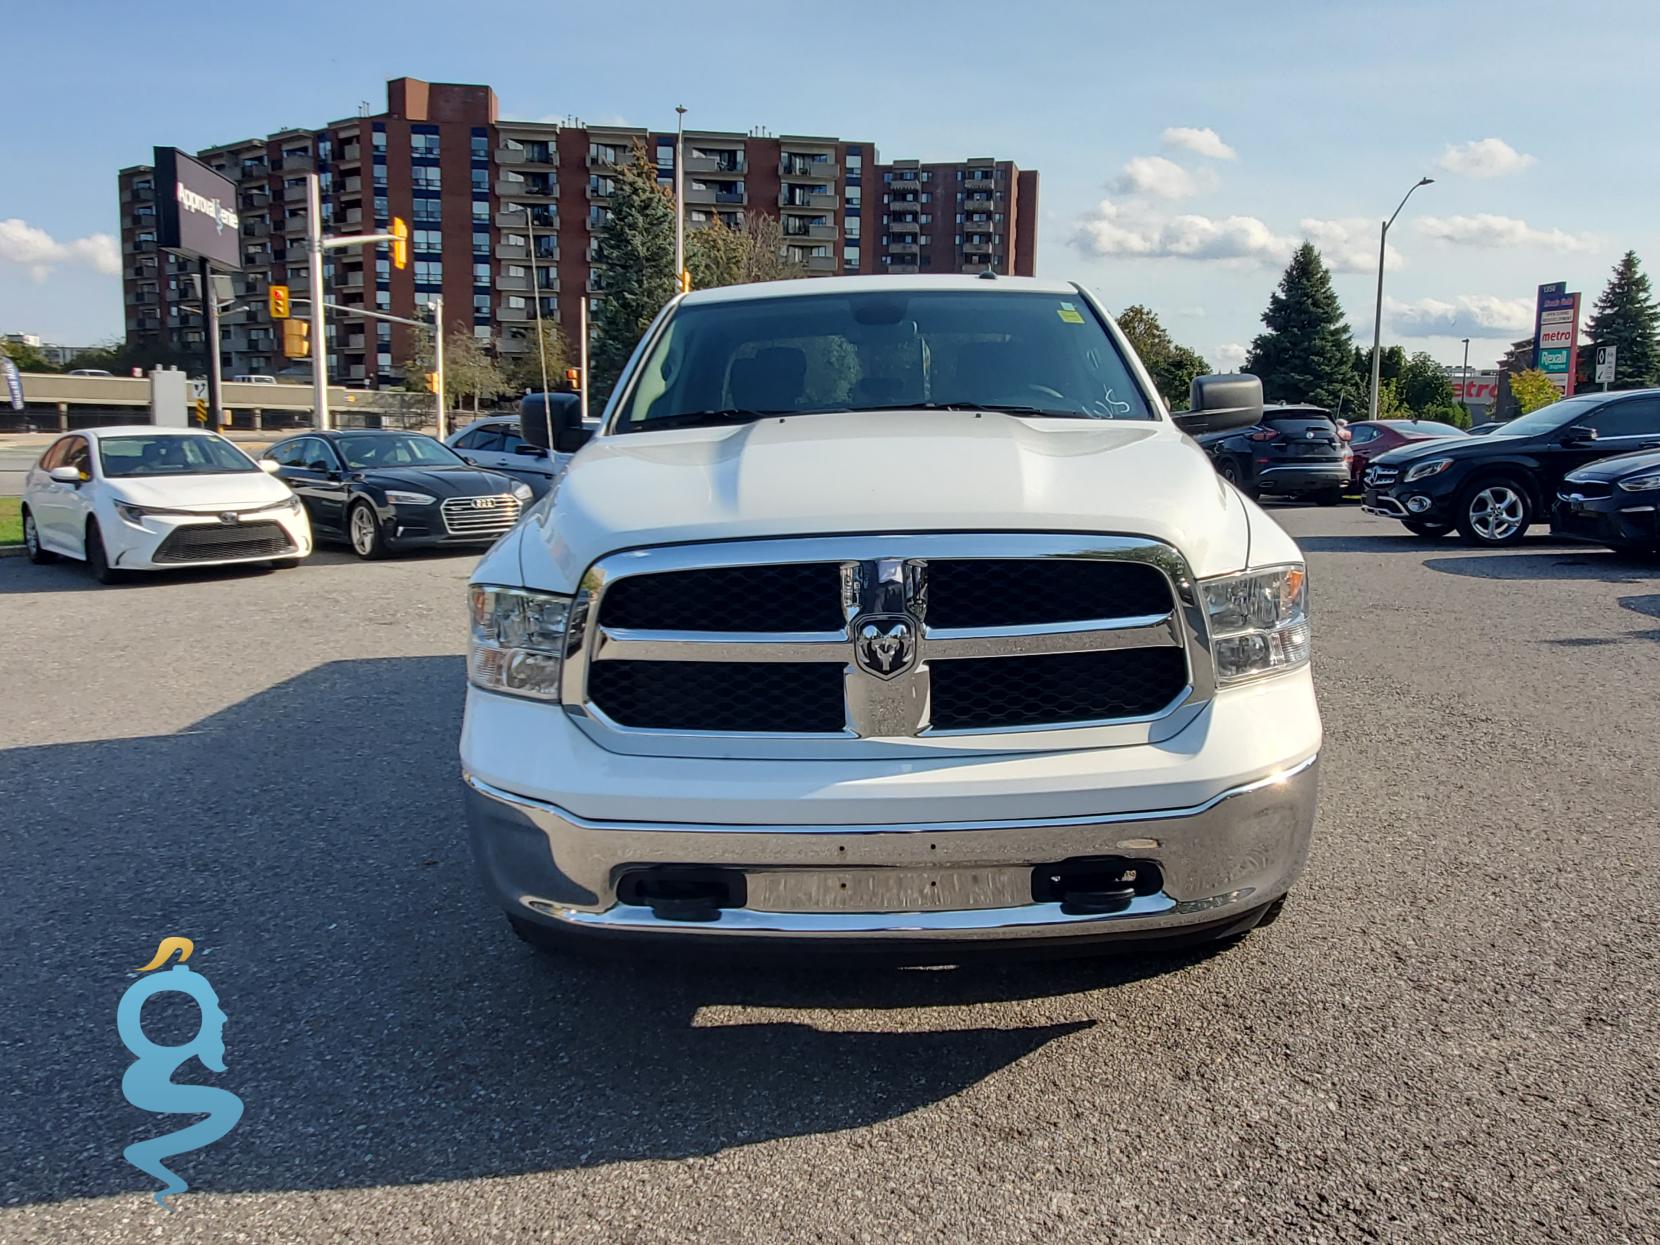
1031;856;1164;916
616;866;747;922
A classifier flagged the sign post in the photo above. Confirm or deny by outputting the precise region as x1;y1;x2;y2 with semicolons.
1595;344;1617;390
154;147;242;430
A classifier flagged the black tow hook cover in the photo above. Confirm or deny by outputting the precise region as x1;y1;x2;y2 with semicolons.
648;897;723;923
1058;886;1137;916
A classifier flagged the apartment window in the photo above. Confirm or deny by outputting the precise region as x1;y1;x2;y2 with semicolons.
414;291;434;308
655;141;674;171
373;168;388;189
413;229;442;253
374;195;389;219
474;262;491;283
412;198;442;223
844;216;860;239
843;245;859;265
414;260;442;286
589;206;610;228
474;325;492;339
471;132;488;159
377;322;392;343
846;186;861;207
473;200;490;222
473;230;491;256
411;132;440;158
378;350;393;368
472;168;489;193
371;128;387;151
847;153;862;171
474;293;492;314
412;165;441;190
922;193;932;204
376;290;391;310
504;295;528;310
589;142;625;166
376;258;390;279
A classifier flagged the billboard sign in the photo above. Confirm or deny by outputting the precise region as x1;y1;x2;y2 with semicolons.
153;147;242;271
1532;282;1581;395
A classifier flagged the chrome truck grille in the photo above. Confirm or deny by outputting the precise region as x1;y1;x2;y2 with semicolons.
561;535;1217;761
441;494;521;538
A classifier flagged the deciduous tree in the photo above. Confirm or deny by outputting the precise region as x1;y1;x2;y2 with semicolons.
1508;368;1561;415
1113;304;1209;409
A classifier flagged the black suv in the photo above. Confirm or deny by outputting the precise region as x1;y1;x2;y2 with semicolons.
1194;404;1349;504
1362;388;1660;545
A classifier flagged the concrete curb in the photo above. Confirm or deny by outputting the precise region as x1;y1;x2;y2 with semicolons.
0;545;24;558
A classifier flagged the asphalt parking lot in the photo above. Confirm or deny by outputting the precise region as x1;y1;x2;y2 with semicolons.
2;506;1657;1244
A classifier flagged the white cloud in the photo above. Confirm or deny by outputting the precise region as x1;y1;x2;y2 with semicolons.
1162;127;1237;161
1435;138;1536;178
1415;213;1594;252
1073;199;1294;266
1299;217;1403;274
0;218;120;282
1214;342;1248;370
1112;155;1213;200
1386;294;1535;338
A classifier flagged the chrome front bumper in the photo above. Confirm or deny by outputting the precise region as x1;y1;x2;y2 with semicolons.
463;754;1319;945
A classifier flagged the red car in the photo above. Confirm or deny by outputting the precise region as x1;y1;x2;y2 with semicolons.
1344;419;1467;488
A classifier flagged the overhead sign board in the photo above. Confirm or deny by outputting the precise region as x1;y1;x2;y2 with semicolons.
153;146;242;271
1533;282;1581;395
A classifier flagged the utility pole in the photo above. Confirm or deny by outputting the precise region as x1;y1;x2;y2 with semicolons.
521;204;553;449
579;295;590;427
306;172;329;430
200;258;224;429
673;105;687;285
432;294;446;440
1368;176;1434;422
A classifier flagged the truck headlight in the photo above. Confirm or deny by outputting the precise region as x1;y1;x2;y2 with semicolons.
468;584;572;701
1403;458;1453;483
1201;565;1310;685
1617;471;1660;493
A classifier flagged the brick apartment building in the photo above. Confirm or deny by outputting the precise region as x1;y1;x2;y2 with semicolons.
117;78;1039;389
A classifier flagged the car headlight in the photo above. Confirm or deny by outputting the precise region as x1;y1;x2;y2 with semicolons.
255;494;303;515
1617;471;1660;493
1403;458;1453;483
113;501;150;526
468;584;573;701
1201;565;1310;685
385;490;436;506
511;482;533;503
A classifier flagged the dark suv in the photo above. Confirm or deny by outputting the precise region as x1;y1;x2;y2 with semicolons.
1194;404;1349;504
1362;388;1660;545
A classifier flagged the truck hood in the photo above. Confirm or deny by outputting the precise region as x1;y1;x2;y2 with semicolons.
515;410;1250;590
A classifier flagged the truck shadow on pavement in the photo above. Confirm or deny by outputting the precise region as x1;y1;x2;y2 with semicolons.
1423;549;1659;583
0;656;1213;1207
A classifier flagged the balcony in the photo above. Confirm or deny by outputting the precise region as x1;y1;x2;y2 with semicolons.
281;153;313;173
685;154;746;176
339;144;361;164
502;177;558;200
496;242;530;260
283;183;307;203
889;216;920;234
497;304;531;321
780;191;838;210
964;173;996;191
782;222;836;241
962;195;998;212
338;270;365;290
339;176;362;197
888;263;920;274
781;158;839;180
587;150;625;170
496;209;557;230
803;255;837;274
242;220;270;239
587;180;615;201
887;240;919;255
242;189;271;209
496;273;532;292
687;185;747;206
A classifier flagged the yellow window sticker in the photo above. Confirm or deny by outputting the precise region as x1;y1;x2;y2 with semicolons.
1057;302;1085;324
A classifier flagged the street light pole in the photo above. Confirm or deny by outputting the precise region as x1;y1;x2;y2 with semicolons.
432;294;446;440
1460;336;1471;421
520;204;553;449
673;105;687;284
305;172;330;430
1368;176;1434;422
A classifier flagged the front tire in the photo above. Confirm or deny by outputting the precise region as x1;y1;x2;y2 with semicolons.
1402;519;1453;537
348;501;387;560
1456;478;1533;547
22;508;57;563
84;520;124;584
1313;487;1345;507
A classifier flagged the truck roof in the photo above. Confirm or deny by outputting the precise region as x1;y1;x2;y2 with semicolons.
678;274;1082;307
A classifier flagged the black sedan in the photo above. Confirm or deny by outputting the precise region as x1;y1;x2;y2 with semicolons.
1553;448;1660;556
1362;388;1660;545
1193;404;1350;504
260;430;532;559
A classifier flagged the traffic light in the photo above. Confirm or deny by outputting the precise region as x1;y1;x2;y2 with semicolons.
282;319;310;360
676;269;692;294
268;284;290;320
426;371;441;395
390;217;409;271
565;367;582;392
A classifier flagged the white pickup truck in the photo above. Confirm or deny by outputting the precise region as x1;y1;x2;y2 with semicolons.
460;275;1319;959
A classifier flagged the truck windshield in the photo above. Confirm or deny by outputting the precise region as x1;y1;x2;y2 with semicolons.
612;289;1156;431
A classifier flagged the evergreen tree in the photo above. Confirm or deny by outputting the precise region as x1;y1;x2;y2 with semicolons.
590;141;677;398
1243;243;1354;409
1586;250;1660;387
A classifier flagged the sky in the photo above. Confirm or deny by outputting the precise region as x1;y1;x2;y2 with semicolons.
3;0;1656;372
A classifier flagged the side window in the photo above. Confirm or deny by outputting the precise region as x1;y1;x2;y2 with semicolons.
497;429;529;453
39;438;70;470
300;438;335;470
1348;426;1378;445
452;428;484;450
1587;397;1660;439
62;437;92;478
267;440;301;467
470;426;506;452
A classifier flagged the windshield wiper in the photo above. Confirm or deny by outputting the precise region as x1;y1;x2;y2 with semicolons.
634;408;794;431
842;401;1094;420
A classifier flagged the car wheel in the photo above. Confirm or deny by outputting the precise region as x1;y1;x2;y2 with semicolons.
84;520;124;584
1456;478;1533;546
22;508;57;563
348;501;387;560
1217;457;1258;500
1313;487;1346;506
1402;519;1453;537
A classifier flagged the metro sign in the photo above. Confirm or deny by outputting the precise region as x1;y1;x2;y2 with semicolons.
1539;324;1575;349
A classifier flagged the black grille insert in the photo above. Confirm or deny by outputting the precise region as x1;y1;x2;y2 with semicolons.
930;649;1188;730
601;564;843;632
589;660;846;732
925;559;1172;628
152;521;294;564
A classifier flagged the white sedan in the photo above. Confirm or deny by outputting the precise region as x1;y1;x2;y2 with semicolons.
21;425;312;583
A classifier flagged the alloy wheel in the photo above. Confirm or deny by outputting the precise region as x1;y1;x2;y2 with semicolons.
351;506;377;556
1469;486;1526;541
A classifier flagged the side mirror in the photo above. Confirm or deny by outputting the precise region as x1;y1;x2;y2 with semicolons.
462;455;477;466
48;465;82;484
1173;374;1265;436
554;427;595;454
1562;424;1599;444
259;459;281;474
514;444;548;458
521;392;582;450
